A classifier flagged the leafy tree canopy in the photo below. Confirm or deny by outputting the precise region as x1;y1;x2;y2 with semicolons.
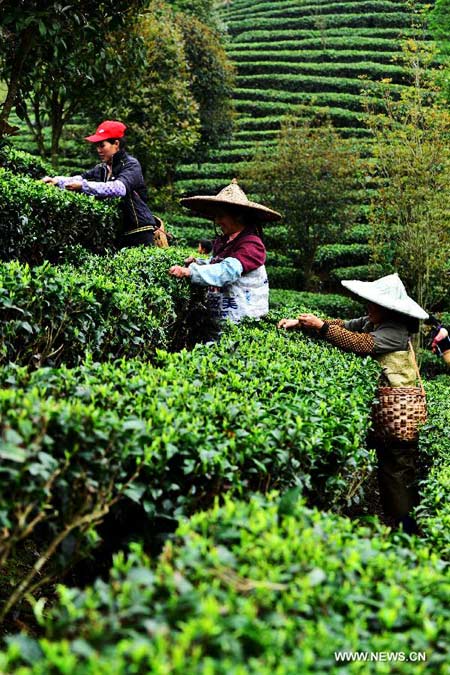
244;114;361;287
364;40;450;310
0;1;145;137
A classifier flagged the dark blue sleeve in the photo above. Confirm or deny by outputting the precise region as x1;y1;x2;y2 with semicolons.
116;158;143;195
82;164;103;181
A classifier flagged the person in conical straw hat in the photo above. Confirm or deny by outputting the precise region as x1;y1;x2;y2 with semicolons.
278;273;428;535
169;179;281;324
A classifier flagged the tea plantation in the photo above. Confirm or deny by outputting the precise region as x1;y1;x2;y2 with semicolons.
1;1;450;671
0;236;449;669
174;0;427;200
169;0;432;289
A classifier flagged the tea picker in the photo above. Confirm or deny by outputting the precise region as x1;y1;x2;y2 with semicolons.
279;273;429;535
42;120;168;248
425;315;450;367
169;179;281;324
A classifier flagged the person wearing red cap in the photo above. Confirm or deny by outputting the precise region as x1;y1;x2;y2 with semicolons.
42;120;158;247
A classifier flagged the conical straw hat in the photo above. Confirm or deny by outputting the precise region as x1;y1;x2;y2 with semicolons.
341;273;428;320
180;179;282;222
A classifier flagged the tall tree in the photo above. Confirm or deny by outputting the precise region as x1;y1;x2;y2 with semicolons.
244;115;361;287
0;1;144;141
110;1;201;186
364;40;450;310
176;12;235;160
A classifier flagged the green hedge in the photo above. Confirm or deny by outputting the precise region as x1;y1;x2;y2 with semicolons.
314;243;371;269
330;263;385;282
226;0;406;20
232;27;412;44
416;377;450;559
0;145;52;178
267;265;305;290
234;87;372;109
0;169;120;264
169;225;211;246
235;99;366;123
2;492;448;673
228;11;411;34
230;36;403;51
265;251;293;267
270;288;363;317
0;248;191;368
0;321;379;619
345;223;372;243
236;72;396;95
237;60;405;80
229;48;398;65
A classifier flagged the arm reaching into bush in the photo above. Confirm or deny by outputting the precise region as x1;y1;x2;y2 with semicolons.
43;174;126;197
278;313;376;355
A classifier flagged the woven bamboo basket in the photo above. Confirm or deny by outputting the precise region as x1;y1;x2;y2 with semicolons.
372;342;427;442
372;386;427;442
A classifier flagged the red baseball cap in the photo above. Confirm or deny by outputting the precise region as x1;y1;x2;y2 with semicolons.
85;120;127;143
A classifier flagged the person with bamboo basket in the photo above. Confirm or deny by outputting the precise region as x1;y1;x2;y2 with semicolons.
278;273;428;535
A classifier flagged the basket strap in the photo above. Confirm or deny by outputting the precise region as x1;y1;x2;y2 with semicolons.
408;340;425;396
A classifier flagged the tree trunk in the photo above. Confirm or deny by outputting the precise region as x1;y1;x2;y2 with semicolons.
0;26;35;136
21;93;47;158
50;93;64;168
33;93;47;158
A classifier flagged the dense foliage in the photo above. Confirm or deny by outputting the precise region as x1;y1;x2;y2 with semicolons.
416;376;450;559
270;288;363;318
0;290;380;620
2;1;234;180
1;1;449;667
0;169;120;264
172;0;420;209
1;492;448;673
0;248;192;367
364;40;450;311
0;1;145;146
244;116;362;285
176;12;235;159
0;144;52;178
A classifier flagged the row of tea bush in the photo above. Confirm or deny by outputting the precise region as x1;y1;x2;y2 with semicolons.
0;300;380;620
0;248;192;368
1;490;448;673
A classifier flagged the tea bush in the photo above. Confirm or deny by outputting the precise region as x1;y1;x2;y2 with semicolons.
267;265;305;289
0;321;379;617
0;169;120;264
0;247;191;368
173;0;419;203
330;263;385;282
2;492;448;674
314;243;370;270
0;145;52;178
237;59;404;81
270;288;363;318
228;12;410;34
230;48;398;65
416;377;450;559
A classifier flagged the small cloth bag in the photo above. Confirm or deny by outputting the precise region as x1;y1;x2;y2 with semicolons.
372;341;427;442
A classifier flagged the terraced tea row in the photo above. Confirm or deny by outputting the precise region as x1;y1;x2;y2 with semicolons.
173;0;422;210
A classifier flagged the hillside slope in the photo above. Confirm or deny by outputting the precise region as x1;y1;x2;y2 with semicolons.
174;0;425;200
